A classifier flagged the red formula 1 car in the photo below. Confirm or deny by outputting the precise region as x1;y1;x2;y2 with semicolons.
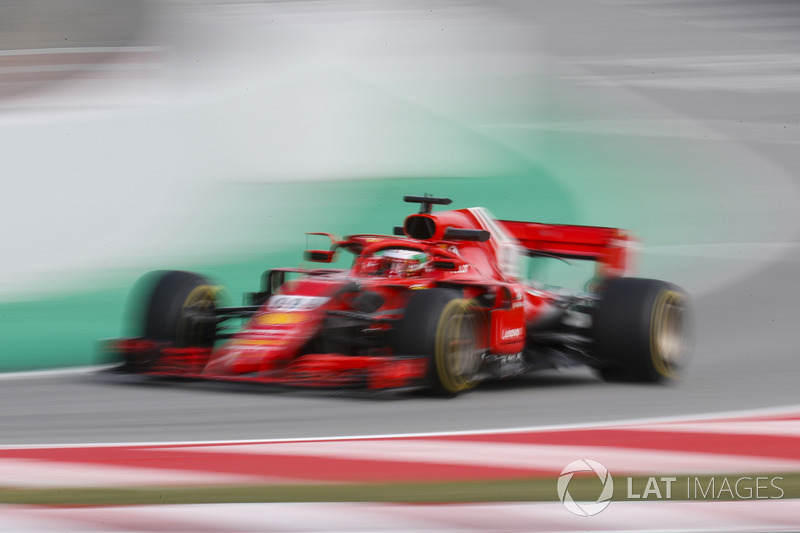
107;195;691;396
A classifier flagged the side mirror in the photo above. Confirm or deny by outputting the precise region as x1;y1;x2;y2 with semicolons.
443;227;490;242
304;250;336;263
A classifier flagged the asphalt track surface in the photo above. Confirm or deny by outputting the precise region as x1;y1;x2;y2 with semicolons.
2;0;800;445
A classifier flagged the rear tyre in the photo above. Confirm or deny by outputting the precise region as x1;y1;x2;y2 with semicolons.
593;278;691;383
393;289;482;397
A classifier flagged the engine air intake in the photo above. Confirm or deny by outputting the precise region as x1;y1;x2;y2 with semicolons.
404;215;436;240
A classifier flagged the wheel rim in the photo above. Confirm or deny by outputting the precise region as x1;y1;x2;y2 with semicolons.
435;300;481;393
177;284;219;347
651;289;686;378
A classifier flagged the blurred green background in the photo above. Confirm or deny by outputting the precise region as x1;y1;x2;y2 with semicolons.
1;1;796;372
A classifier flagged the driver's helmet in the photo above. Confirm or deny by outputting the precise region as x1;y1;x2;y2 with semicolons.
375;248;427;277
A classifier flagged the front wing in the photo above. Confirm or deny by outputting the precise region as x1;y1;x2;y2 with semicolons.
103;339;429;391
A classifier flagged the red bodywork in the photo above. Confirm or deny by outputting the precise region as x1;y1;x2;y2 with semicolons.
112;205;635;391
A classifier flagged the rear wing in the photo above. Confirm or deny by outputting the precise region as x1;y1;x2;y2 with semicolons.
497;220;636;278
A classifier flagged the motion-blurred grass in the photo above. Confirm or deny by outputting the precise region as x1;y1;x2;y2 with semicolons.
1;472;795;505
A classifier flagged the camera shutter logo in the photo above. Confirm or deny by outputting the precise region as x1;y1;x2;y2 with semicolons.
557;459;614;516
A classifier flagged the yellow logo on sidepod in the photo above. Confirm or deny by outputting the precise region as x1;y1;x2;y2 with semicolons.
256;312;308;326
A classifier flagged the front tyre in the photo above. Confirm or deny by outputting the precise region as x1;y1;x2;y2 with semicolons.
593;278;692;383
393;289;483;397
138;270;219;347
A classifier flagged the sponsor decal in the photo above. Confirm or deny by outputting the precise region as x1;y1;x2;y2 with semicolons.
501;327;524;341
225;344;272;353
268;295;328;312
239;329;286;338
483;352;522;365
230;339;287;347
256;312;309;326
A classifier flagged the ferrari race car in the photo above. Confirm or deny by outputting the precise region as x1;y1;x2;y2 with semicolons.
106;195;692;396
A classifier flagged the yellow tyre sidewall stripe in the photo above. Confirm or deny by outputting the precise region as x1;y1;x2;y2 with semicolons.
434;299;478;394
177;284;223;346
650;289;685;379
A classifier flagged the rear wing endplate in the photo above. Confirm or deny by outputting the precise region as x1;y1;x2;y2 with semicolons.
497;220;636;277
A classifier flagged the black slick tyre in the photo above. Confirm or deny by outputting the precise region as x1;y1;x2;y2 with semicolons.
140;270;219;348
393;289;482;397
593;277;691;383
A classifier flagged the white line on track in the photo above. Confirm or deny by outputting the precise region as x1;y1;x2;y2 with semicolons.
0;365;115;382
166;439;800;475
631;420;800;438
